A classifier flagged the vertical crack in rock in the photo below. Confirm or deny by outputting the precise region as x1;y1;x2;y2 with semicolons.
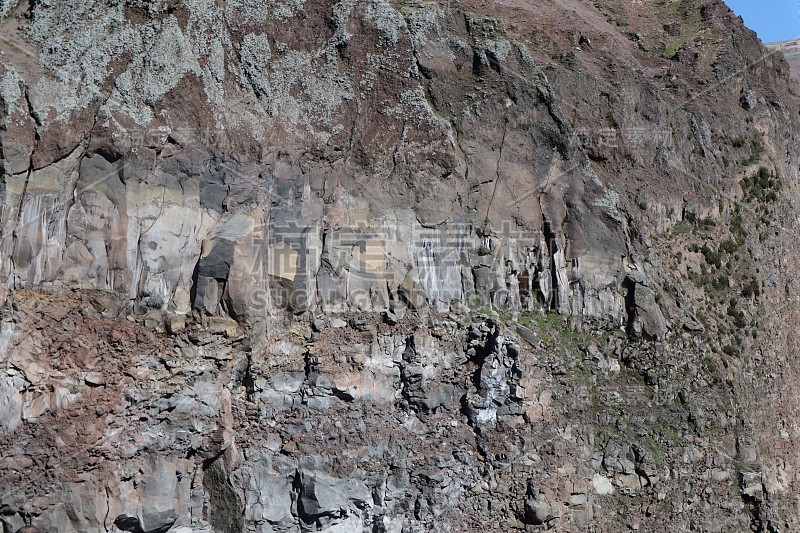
484;113;509;227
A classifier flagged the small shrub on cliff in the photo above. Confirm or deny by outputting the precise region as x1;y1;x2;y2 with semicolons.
139;291;164;309
700;244;722;268
739;138;764;166
740;278;760;298
741;167;781;204
146;295;164;309
722;344;740;358
730;211;747;245
726;303;746;329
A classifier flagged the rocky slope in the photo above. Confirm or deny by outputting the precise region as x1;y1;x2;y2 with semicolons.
767;38;800;83
1;0;800;531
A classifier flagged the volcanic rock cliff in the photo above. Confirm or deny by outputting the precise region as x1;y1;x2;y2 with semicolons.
1;0;800;531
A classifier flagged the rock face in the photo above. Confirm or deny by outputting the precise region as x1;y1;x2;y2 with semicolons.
1;0;800;531
767;38;800;83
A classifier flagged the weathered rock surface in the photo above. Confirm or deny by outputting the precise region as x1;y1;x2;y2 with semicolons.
1;0;800;531
767;38;800;83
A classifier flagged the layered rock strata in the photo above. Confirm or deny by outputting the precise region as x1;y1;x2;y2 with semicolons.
2;0;800;531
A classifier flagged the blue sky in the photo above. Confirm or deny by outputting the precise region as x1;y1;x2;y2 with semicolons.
724;0;799;42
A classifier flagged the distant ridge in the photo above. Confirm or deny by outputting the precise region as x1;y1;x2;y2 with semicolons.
767;37;800;83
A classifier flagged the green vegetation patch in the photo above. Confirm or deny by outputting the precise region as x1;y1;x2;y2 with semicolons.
741;166;781;204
